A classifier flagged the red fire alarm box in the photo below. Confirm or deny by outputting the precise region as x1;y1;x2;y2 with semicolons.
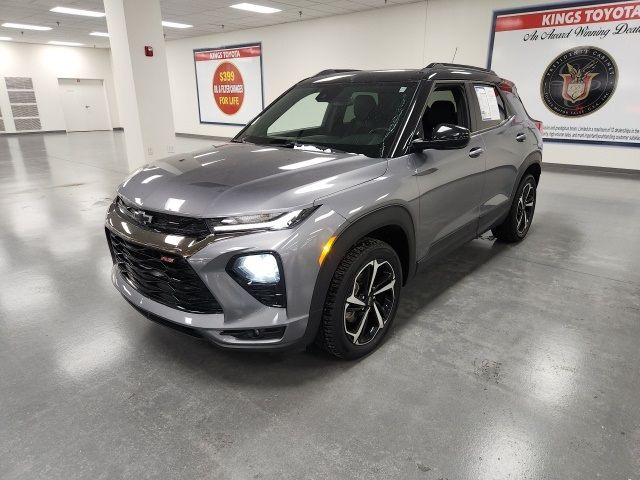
144;46;153;57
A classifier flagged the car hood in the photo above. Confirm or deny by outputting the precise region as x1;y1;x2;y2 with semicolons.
117;143;387;217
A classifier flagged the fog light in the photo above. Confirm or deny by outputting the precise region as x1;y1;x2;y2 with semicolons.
233;254;280;284
227;253;286;307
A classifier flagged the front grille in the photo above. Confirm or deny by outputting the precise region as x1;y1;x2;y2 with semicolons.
107;230;223;314
117;197;211;238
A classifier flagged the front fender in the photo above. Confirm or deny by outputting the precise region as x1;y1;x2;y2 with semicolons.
301;205;417;347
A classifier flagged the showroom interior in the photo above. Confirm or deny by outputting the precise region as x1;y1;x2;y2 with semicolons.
1;0;639;478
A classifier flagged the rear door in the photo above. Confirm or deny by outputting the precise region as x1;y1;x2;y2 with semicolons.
411;82;486;261
469;83;530;232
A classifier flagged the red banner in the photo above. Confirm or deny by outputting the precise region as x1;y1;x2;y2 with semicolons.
194;46;261;62
495;1;640;31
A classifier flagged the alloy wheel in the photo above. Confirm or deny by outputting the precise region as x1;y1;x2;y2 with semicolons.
343;259;396;345
516;182;535;235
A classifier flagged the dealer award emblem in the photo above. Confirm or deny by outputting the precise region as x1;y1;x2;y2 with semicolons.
541;46;617;117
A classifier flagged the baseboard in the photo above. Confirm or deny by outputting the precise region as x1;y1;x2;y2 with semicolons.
176;132;231;142
0;128;123;135
0;129;66;136
543;162;640;177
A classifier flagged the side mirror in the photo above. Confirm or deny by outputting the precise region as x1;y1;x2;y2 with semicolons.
410;124;471;152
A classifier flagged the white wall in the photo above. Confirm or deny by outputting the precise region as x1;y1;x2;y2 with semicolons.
165;0;639;170
0;42;120;133
166;3;430;139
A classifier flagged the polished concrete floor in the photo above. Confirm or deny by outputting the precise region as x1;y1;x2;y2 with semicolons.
1;131;639;480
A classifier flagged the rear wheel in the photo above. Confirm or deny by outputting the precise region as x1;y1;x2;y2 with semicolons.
316;238;401;359
492;174;537;243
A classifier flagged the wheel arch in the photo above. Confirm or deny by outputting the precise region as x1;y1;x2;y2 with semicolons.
302;205;416;346
511;150;542;200
524;160;541;184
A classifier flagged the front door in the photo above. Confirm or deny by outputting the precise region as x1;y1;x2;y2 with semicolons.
412;82;486;261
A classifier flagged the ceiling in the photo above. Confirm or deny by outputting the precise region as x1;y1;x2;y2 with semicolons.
0;0;420;48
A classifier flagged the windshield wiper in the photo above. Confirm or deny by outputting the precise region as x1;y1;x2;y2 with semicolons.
231;138;254;144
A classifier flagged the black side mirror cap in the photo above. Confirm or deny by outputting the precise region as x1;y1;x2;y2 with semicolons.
410;124;471;152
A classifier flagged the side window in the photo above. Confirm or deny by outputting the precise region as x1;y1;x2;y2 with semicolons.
268;92;328;135
472;84;507;130
420;84;469;140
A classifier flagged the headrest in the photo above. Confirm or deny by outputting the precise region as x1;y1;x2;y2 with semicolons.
353;95;377;120
429;101;456;120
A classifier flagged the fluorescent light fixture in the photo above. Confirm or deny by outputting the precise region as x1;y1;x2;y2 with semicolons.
161;20;192;28
0;36;12;41
89;32;110;37
48;40;84;46
2;22;52;31
230;3;282;13
50;6;105;17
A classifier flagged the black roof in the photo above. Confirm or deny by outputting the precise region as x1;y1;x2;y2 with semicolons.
299;63;501;85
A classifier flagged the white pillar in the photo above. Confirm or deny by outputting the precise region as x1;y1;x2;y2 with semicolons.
104;0;176;170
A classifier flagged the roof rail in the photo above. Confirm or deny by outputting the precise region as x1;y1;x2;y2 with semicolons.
313;69;360;77
425;63;496;75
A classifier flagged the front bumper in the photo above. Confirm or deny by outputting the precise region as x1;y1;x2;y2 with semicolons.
105;200;345;350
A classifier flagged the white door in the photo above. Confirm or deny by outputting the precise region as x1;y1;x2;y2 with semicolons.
58;78;112;132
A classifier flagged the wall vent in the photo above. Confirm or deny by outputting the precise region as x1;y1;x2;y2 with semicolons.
14;118;42;131
8;91;37;104
5;77;41;132
5;77;34;90
11;104;39;118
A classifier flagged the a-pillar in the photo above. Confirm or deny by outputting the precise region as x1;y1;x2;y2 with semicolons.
104;0;176;170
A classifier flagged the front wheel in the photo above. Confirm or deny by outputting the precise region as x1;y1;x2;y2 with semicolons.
492;174;537;243
316;238;402;360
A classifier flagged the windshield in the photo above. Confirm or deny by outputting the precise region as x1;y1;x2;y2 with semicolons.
235;81;418;158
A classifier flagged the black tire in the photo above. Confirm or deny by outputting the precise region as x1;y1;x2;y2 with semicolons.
492;173;537;243
315;237;402;360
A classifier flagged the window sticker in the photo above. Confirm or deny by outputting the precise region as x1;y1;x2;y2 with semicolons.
474;86;501;121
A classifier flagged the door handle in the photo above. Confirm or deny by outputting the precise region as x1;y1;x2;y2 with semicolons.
516;132;527;142
469;147;485;158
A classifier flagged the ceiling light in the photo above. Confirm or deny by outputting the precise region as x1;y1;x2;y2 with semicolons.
0;36;12;41
50;6;105;17
48;41;84;46
89;32;110;37
161;21;192;28
230;3;282;13
2;22;52;31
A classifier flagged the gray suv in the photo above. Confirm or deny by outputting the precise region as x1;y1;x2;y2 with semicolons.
106;63;542;359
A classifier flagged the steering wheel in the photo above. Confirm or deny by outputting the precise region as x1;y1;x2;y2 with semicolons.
368;128;388;135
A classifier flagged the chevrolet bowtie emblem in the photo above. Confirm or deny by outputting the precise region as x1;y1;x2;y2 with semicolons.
132;209;153;225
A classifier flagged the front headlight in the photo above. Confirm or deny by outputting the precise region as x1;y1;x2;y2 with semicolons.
206;206;319;234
